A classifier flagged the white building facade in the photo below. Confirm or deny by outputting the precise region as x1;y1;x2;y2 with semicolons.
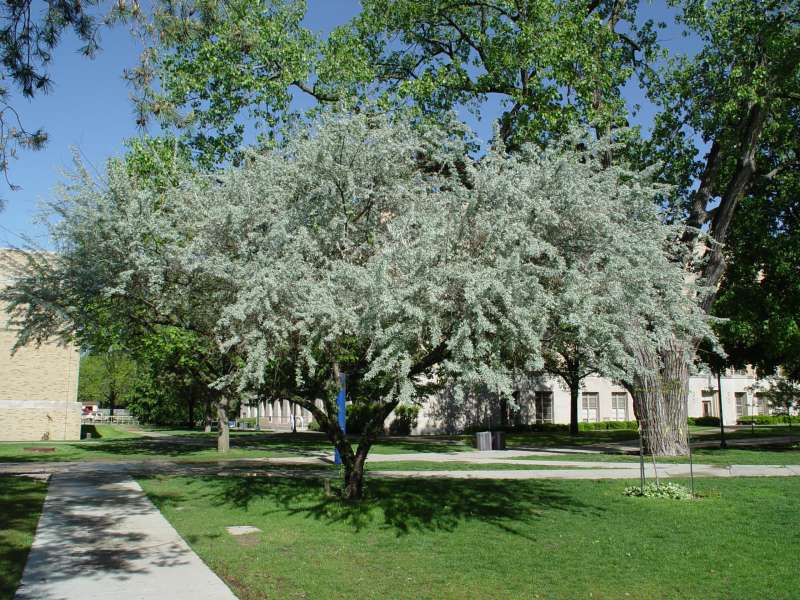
238;370;772;434
411;370;768;434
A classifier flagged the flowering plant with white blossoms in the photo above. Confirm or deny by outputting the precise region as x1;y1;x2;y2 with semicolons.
3;112;710;498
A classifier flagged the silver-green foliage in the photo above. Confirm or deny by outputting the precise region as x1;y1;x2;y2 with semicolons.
9;113;710;415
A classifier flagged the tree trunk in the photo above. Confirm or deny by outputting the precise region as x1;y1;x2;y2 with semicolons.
630;339;691;456
204;396;212;432
342;442;370;501
109;389;116;417
187;387;195;430
217;397;230;453
569;383;579;436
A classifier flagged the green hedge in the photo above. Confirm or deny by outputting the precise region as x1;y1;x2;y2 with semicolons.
580;420;638;431
388;404;419;435
688;416;721;426
737;415;796;425
464;421;639;434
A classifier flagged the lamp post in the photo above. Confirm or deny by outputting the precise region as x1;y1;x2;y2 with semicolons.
716;370;727;449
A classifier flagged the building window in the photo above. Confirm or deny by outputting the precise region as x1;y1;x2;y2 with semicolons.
756;393;769;416
701;390;717;417
611;392;628;421
534;391;553;424
735;392;747;417
582;392;599;422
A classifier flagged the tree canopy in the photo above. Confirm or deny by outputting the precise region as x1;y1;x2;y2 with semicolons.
78;350;137;413
2;112;710;496
713;181;800;381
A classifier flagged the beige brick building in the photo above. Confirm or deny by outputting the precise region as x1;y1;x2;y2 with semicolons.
0;250;81;441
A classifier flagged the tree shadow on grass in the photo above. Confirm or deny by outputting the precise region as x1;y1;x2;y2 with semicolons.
72;432;333;459
183;474;603;538
1;432;479;463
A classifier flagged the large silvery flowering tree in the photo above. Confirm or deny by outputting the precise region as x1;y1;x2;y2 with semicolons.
4;113;709;498
167;114;710;498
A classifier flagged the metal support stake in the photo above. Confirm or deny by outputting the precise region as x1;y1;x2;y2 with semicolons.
687;422;695;499
638;425;645;492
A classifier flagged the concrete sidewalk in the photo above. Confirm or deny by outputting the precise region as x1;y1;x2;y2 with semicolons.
371;463;800;480
15;470;237;600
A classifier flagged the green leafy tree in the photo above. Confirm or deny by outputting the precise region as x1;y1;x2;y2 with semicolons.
630;0;800;453
131;0;326;165
0;132;236;448
713;176;800;382
353;0;659;147
133;0;658;161
78;350;137;415
107;0;800;455
751;375;799;426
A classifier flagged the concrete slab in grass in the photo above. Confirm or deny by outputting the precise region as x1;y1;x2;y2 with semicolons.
226;526;262;536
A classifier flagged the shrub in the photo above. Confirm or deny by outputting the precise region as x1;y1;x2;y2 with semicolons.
579;420;638;431
463;423;569;434
388;404;420;435
688;416;721;426
737;414;795;425
463;421;638;434
624;482;692;500
345;402;381;435
307;419;321;432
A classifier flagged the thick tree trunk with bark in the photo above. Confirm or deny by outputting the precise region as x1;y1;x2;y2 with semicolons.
630;102;766;455
629;339;691;455
569;383;579;436
341;442;370;501
217;396;230;453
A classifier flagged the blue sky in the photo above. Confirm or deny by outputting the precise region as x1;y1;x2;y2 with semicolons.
0;0;697;248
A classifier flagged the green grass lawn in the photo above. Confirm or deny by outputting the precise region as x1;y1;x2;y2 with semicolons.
506;426;798;449
505;446;800;465
140;475;800;599
506;429;640;448
0;477;47;600
1;426;798;467
81;424;144;440
0;429;475;463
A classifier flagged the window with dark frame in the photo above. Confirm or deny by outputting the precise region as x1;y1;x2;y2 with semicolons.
611;392;628;421
534;391;553;424
582;392;599;422
735;392;747;417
